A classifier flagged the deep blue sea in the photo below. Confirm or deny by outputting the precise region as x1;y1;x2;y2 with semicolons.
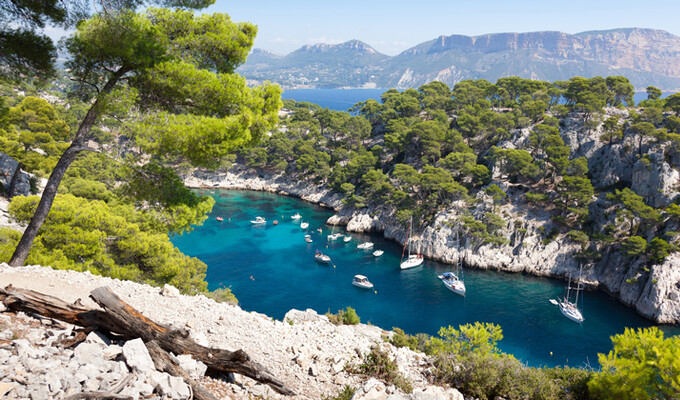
171;190;679;369
281;89;672;112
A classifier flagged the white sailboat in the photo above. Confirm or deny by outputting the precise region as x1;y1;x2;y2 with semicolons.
438;231;466;296
400;217;424;270
550;264;585;323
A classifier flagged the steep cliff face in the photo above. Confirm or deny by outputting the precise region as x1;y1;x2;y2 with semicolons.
185;108;680;325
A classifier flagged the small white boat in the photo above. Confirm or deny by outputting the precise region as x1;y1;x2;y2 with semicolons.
291;213;301;220
552;299;584;323
357;242;374;250
400;254;424;269
327;233;343;241
373;250;384;257
304;234;313;243
550;264;585;324
343;235;352;242
352;275;374;289
399;217;424;269
314;250;331;264
439;272;466;297
300;222;309;229
250;216;266;225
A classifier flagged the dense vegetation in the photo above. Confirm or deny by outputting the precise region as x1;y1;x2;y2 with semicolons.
0;85;217;294
237;77;680;267
0;2;280;301
385;323;679;400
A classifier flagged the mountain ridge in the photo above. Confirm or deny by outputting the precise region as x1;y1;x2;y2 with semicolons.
238;28;680;90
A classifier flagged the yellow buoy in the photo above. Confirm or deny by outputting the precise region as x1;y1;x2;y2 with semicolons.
374;291;377;294
550;352;553;356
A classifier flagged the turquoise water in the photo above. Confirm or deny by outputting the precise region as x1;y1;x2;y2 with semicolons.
171;190;679;368
281;89;673;112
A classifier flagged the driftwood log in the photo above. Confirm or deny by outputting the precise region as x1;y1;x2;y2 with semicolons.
0;285;296;396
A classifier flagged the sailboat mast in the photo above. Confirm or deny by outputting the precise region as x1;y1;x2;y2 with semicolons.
401;217;411;263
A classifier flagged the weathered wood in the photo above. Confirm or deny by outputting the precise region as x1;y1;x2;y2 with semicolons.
146;340;218;400
64;373;134;400
88;287;296;396
0;285;296;396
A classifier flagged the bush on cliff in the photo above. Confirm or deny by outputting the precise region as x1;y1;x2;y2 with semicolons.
388;323;591;400
588;327;680;400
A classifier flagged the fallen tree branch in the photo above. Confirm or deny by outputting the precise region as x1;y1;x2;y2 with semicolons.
1;285;296;396
146;340;217;400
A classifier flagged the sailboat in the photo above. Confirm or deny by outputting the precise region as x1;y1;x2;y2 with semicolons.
550;263;585;323
400;217;424;270
438;231;466;296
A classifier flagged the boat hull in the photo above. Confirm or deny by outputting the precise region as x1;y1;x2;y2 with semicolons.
400;256;423;269
352;281;374;289
559;303;584;323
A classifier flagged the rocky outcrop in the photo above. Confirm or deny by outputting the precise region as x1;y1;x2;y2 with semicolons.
184;166;344;210
1;264;462;399
0;153;31;197
185;148;680;324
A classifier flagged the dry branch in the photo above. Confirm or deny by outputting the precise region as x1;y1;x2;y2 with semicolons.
0;285;296;396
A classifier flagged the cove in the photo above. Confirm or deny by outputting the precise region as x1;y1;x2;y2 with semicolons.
171;189;679;368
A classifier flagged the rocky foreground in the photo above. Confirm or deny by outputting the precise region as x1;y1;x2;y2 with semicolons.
0;264;464;400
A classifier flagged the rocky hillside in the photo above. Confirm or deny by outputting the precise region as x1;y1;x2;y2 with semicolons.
0;264;463;399
238;28;680;90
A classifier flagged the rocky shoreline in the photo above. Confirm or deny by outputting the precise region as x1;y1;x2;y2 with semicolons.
0;263;464;400
184;166;680;325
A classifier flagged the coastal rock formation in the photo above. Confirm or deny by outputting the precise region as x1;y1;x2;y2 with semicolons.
1;264;460;399
185;150;680;325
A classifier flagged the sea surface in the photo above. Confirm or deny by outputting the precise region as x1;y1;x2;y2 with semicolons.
171;190;679;369
281;89;673;112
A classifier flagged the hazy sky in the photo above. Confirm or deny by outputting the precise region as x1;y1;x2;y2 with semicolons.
206;0;680;56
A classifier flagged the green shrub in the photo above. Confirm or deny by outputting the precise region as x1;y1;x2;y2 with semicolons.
205;287;238;304
322;386;355;400
588;327;680;400
347;346;413;393
567;230;589;243
326;307;361;325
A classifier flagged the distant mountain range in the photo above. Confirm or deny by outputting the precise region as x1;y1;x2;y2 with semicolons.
237;28;680;91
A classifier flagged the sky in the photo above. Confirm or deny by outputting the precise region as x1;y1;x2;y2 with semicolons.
205;0;680;56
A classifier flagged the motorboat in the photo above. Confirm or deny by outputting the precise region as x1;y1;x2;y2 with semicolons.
304;234;313;243
438;272;466;297
300;222;309;229
327;233;343;241
373;250;384;257
215;217;224;222
273;220;279;225
352;275;374;289
291;213;301;220
314;250;331;264
343;235;352;242
250;216;266;224
357;242;374;250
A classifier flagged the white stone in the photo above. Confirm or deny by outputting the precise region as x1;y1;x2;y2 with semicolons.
85;331;111;346
176;354;207;379
122;338;155;373
73;342;104;364
161;284;181;298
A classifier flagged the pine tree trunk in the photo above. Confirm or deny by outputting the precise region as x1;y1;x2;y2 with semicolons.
8;67;129;267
